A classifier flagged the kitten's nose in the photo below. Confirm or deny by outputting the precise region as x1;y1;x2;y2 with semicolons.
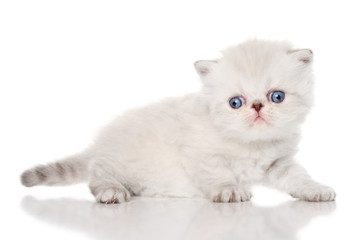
252;103;263;112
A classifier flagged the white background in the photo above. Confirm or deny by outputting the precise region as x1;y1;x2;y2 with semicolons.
1;0;359;239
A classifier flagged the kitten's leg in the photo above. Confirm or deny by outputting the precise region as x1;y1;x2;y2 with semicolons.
88;160;131;204
210;186;252;203
185;156;252;202
264;159;336;202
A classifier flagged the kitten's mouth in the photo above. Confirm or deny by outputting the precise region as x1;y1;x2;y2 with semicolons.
254;115;266;124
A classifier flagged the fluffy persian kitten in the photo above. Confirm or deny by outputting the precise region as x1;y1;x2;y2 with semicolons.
21;40;336;203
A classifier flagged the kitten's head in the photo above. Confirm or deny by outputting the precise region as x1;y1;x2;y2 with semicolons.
195;40;314;142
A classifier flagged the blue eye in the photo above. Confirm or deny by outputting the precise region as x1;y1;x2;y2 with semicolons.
270;91;285;103
229;97;244;109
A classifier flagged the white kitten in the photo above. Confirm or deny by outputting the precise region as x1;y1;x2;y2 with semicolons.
21;40;336;203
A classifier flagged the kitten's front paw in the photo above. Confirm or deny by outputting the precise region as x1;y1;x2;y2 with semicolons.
211;187;252;203
290;185;336;202
95;187;131;204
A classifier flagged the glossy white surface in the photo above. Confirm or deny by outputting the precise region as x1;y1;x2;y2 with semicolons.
21;196;335;240
6;185;359;240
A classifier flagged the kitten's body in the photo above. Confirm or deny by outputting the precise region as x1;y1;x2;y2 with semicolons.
21;40;336;203
90;94;297;199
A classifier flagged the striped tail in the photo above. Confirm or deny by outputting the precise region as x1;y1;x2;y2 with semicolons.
21;153;90;187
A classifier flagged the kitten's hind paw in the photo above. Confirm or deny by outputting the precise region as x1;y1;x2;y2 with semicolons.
211;187;252;203
290;184;336;202
93;187;131;204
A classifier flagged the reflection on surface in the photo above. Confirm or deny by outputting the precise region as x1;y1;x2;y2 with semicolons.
22;196;335;240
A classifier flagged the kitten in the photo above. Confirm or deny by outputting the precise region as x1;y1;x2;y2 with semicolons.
21;40;336;203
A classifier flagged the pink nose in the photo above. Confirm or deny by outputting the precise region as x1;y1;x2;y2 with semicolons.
252;103;263;112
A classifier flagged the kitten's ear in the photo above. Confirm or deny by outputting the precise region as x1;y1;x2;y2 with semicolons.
288;49;313;64
194;60;218;78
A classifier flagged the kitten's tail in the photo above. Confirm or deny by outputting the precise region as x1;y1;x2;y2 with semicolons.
20;152;90;187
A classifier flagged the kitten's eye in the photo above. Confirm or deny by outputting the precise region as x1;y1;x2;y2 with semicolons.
270;91;285;103
229;97;244;109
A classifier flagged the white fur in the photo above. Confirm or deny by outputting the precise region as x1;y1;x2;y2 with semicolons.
21;40;336;203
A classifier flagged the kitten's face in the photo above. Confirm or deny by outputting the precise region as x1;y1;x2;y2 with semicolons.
195;40;314;142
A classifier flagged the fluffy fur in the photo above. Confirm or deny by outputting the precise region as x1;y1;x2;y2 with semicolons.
21;40;336;203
